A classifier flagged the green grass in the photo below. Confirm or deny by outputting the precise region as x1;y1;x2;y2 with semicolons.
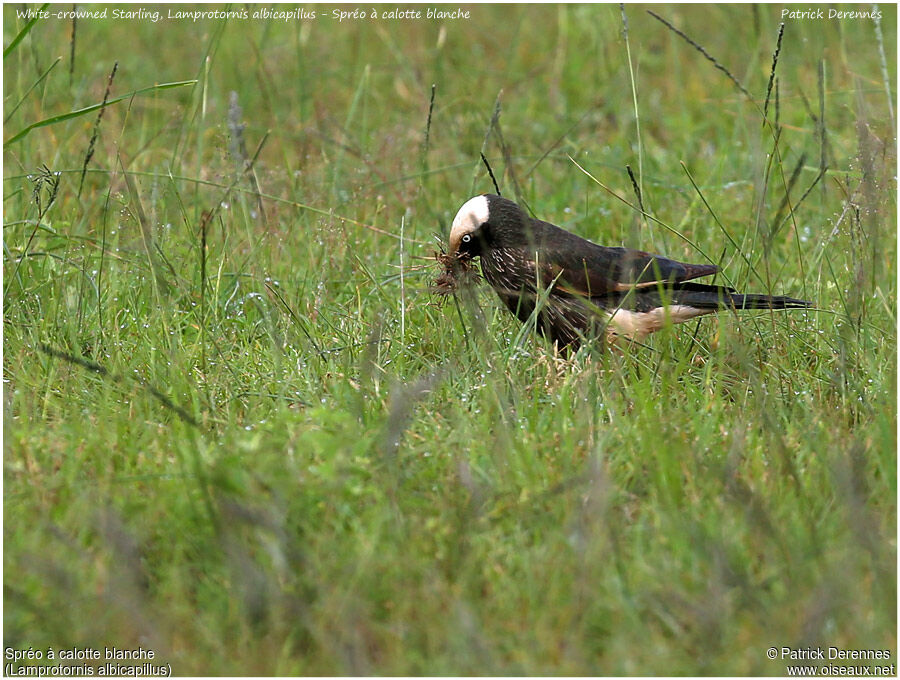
4;4;896;675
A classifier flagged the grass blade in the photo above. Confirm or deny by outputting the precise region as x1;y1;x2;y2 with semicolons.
763;22;785;124
646;9;754;103
567;154;724;279
78;62;118;198
679;161;762;287
121;158;172;297
621;4;646;224
4;56;60;124
3;3;49;58
4;79;196;148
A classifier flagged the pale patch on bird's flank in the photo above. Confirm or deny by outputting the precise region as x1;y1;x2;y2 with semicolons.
605;304;711;340
449;195;490;254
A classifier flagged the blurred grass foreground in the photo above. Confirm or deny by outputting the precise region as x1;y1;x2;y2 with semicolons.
3;4;897;676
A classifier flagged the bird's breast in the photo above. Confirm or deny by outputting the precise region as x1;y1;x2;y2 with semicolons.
481;247;532;293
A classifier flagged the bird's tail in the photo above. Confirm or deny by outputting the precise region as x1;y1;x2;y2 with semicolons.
727;292;811;310
670;282;812;311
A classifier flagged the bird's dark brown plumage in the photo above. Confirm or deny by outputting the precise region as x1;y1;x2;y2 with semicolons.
441;194;811;351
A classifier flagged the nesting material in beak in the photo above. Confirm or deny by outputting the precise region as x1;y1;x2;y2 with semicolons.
431;248;478;296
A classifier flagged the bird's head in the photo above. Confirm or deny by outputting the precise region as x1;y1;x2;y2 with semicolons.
449;195;491;260
448;194;525;260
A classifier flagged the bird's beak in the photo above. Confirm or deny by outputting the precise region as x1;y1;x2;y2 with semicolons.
447;232;461;258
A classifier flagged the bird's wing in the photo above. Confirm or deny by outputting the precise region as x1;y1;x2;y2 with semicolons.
534;231;720;298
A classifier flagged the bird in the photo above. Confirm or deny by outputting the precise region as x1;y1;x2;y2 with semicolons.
444;193;811;352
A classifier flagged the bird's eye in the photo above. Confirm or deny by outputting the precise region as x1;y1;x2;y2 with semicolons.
462;234;472;243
